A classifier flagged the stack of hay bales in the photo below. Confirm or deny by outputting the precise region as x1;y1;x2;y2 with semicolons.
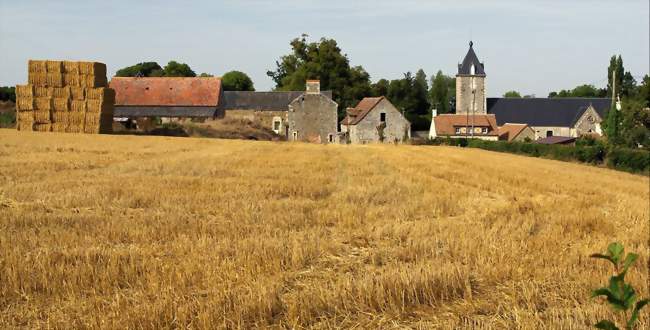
15;60;114;134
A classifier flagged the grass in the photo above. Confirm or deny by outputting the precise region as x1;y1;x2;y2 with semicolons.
0;128;648;329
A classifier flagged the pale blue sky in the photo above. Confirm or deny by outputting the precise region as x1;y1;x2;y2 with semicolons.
0;0;648;97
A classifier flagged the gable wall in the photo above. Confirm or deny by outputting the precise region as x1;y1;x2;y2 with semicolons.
349;99;410;143
288;94;338;143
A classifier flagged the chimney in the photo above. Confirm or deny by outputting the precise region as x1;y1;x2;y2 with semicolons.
306;80;320;94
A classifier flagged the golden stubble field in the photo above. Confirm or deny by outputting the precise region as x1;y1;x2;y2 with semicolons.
0;129;648;329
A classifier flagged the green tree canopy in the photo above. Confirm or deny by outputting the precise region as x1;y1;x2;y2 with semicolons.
116;61;196;77
503;90;522;98
199;73;214;77
0;86;16;102
548;84;604;98
163;61;196;77
607;55;624;97
267;35;371;117
221;71;255;91
429;70;455;114
370;79;389;97
115;62;164;77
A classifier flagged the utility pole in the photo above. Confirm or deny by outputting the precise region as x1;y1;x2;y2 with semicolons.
611;70;616;109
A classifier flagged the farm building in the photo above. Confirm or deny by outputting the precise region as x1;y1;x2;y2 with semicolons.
498;123;536;142
340;96;411;144
429;110;499;141
110;77;338;143
454;42;611;141
487;98;610;139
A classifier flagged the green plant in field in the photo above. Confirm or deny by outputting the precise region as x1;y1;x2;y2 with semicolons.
590;242;648;330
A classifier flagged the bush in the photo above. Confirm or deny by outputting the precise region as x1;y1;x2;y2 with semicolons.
606;148;650;174
0;111;15;128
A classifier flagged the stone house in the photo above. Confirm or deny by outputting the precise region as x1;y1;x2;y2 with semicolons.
429;110;499;141
340;97;411;144
498;123;536;142
287;80;338;143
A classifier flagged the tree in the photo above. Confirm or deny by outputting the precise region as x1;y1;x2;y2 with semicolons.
549;84;600;98
621;71;637;97
199;73;214;77
503;90;521;98
413;69;431;115
221;71;255;91
370;79;389;97
115;62;164;77
619;97;650;148
638;75;650;105
163;61;196;77
429;70;455;114
267;35;372;118
115;61;196;77
0;86;16;102
607;55;624;97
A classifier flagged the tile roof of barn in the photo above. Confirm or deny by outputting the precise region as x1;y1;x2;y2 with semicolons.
110;77;222;107
220;90;333;111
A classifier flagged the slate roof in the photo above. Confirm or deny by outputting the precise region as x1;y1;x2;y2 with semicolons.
458;41;485;76
114;106;217;118
220;91;333;111
487;98;611;127
498;123;530;141
110;77;221;106
433;114;499;136
340;97;384;125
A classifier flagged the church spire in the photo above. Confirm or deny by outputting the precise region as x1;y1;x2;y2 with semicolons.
458;41;485;76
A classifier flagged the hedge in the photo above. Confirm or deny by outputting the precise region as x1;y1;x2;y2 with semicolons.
418;138;648;175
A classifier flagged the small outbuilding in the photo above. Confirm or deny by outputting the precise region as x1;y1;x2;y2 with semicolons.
340;97;411;144
498;123;536;142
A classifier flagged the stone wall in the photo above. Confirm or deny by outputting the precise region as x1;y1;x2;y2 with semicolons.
346;99;410;144
574;106;603;136
287;94;338;143
224;109;287;133
456;75;486;115
531;126;573;139
512;127;536;142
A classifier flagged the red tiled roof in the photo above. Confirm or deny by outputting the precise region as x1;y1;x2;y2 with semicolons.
110;77;222;106
498;123;530;141
340;97;384;125
433;114;499;136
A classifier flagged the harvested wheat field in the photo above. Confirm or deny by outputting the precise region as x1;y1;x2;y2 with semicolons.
0;128;648;329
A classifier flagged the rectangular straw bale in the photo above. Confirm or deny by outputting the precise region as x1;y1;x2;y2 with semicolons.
34;110;51;123
85;87;115;102
64;74;80;87
79;62;107;77
86;99;111;113
46;60;63;73
17;111;34;123
18;121;34;131
34;97;52;111
63;61;80;74
83;75;108;88
34;123;52;132
70;100;86;112
68;112;85;126
15;85;34;98
52;111;69;123
70;86;85;100
52;87;71;99
66;125;83;133
28;72;47;86
53;98;70;112
52;122;68;132
28;60;47;73
34;86;53;98
16;98;35;111
46;73;64;87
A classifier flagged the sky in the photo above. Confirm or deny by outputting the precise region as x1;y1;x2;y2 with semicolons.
0;0;648;97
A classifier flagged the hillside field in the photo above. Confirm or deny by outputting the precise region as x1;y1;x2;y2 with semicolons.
0;128;648;329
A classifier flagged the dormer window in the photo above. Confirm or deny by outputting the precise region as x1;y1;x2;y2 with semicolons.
470;64;475;75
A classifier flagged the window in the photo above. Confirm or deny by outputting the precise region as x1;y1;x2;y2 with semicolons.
328;134;334;143
455;127;461;135
272;116;282;134
482;127;488;134
546;130;553;137
470;64;475;75
380;113;386;123
292;131;298;140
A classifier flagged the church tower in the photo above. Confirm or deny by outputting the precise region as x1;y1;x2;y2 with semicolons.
456;41;486;115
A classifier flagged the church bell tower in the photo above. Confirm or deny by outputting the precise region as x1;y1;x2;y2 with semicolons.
456;41;486;115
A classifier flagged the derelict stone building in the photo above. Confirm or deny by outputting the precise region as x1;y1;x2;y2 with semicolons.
287;80;338;143
340;97;411;144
